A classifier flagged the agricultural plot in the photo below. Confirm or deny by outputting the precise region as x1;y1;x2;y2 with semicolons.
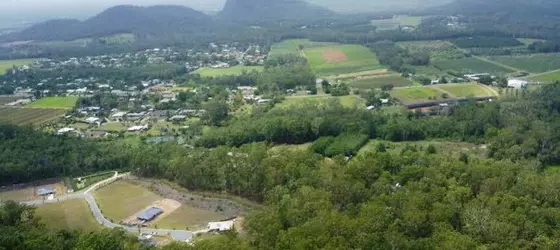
277;95;366;109
0;58;36;75
35;199;102;232
26;96;79;109
488;54;560;73
268;39;335;58
389;87;443;105
193;66;264;77
0;108;67;125
434;84;496;98
0;96;19;105
528;71;560;83
433;57;514;74
397;40;466;60
349;75;413;89
304;44;383;76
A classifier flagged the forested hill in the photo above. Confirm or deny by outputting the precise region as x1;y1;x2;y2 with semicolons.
432;0;560;15
3;5;215;42
219;0;335;22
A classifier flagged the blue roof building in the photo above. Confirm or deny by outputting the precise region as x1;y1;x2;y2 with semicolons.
137;207;163;221
36;186;56;196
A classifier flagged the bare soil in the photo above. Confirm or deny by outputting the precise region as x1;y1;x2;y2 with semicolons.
323;50;348;63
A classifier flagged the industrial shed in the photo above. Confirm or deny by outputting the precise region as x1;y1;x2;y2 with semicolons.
36;186;56;196
137;207;163;221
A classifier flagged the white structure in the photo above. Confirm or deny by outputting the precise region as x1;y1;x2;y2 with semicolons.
111;112;127;119
57;127;75;135
127;125;149;132
85;117;101;124
508;79;528;89
208;220;235;232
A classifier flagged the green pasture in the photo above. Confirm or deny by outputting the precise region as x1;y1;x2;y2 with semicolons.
488;54;560;73
26;96;79;109
349;75;413;89
193;66;264;77
433;57;514;74
304;44;383;76
0;59;37;75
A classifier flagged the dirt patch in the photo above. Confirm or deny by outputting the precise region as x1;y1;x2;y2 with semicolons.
125;177;250;218
323;50;348;63
123;198;181;225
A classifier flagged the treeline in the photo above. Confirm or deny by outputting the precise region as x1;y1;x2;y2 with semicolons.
450;36;523;48
368;42;429;74
528;40;560;53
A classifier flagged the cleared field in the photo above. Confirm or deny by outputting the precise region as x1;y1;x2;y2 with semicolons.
268;39;335;58
358;140;486;158
26;96;79;109
371;15;423;30
0;96;19;105
100;33;135;45
154;205;225;230
95;122;126;132
0;58;36;75
397;40;466;60
0;187;35;202
35;199;102;232
488;54;560;73
331;69;389;80
93;181;162;222
277;95;366;109
389;87;443;105
411;66;448;77
517;38;545;45
349;75;413;89
528;71;560;83
193;66;264;77
304;44;383;76
0;107;67;125
435;84;495;98
433;57;514;74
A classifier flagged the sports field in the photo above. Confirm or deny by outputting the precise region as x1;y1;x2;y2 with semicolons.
35;199;102;232
488;54;560;73
433;57;514;74
304;44;383;76
26;96;79;109
435;84;496;98
349;75;413;89
0;108;67;125
193;66;264;77
528;71;560;83
277;95;366;109
0;59;36;75
268;39;335;58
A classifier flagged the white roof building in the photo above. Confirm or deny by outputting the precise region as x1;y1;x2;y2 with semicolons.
508;79;528;89
208;221;235;232
111;112;127;118
127;125;148;132
85;117;101;124
57;127;75;135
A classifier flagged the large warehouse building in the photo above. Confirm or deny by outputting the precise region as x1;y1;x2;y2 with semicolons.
137;207;163;222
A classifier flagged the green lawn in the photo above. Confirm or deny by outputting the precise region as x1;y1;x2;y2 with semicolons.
277;95;366;109
95;122;126;132
488;54;560;73
528;71;560;83
93;181;162;222
304;44;383;76
433;57;514;74
193;66;264;77
35;199;102;232
0;59;37;75
26;96;79;109
349;75;413;89
435;84;496;98
154;205;225;230
268;39;335;58
389;87;442;104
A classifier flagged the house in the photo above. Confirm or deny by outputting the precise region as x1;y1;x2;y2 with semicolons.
36;186;56;196
57;127;75;135
137;207;163;222
111;112;127;119
464;73;490;81
366;105;376;110
85;117;101;124
380;99;390;105
208;220;235;232
170;115;187;121
508;79;528;89
127;125;149;132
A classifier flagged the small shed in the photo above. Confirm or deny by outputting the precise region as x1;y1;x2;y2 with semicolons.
36;186;56;196
137;207;163;221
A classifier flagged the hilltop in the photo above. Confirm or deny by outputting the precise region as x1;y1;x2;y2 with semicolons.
219;0;335;22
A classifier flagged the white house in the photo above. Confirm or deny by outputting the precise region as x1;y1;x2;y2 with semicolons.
508;79;528;89
208;220;235;232
127;125;149;132
85;117;101;124
57;127;75;135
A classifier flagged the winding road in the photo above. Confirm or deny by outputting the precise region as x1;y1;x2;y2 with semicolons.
23;172;197;242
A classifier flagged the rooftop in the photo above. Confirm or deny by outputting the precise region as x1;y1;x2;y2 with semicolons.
137;207;163;221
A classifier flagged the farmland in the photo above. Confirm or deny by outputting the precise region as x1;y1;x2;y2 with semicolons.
26;96;79;109
0;58;36;75
0;108;67;125
268;39;335;58
304;44;383;76
35;199;102;232
277;95;366;109
193;65;264;77
349;75;413;89
433;57;514;74
528;70;560;83
434;84;496;98
0;96;19;105
397;40;466;60
488;54;560;73
389;87;442;105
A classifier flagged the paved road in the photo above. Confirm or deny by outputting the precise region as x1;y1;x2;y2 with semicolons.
23;172;196;242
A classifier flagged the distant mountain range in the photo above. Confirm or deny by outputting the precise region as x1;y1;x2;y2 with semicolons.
219;0;334;22
431;0;560;15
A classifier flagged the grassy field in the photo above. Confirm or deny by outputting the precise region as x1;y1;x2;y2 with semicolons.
517;38;545;45
349;75;413;89
488;54;560;73
0;96;19;105
193;66;264;77
95;122;126;132
154;205;225;230
268;39;335;58
410;66;448;77
35;199;102;232
389;87;442;104
0;59;36;75
528;71;560;83
26;96;79;109
304;44;383;76
0;108;67;125
71;172;115;191
397;40;466;60
94;181;162;222
0;187;35;202
100;33;135;45
358;140;486;158
435;84;496;98
433;57;514;74
277;95;366;109
371;15;423;30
